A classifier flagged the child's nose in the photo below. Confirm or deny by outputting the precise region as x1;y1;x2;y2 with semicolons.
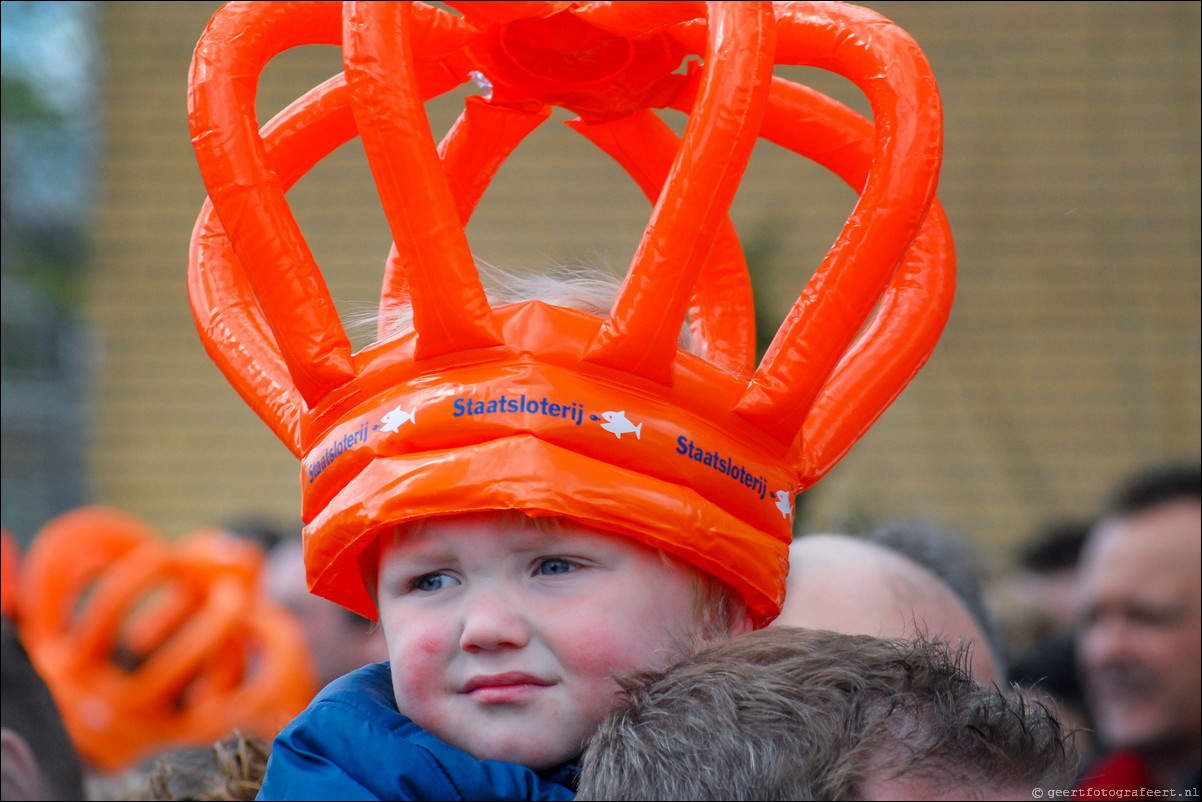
458;588;531;652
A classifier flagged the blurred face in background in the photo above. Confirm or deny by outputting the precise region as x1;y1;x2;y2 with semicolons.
1076;500;1201;761
266;538;388;688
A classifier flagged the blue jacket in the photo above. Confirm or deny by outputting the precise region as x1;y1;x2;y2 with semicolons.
258;662;578;801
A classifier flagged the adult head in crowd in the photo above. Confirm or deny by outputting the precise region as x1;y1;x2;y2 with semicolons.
776;533;1003;683
869;519;1003;662
1003;521;1095;763
1075;461;1201;795
1009;518;1092;641
576;627;1073;800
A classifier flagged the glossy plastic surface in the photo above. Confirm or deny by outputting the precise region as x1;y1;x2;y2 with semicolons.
188;2;953;625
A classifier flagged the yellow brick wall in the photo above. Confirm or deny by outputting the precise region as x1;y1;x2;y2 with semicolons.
88;2;1200;571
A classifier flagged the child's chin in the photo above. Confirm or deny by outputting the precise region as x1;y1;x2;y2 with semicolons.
467;738;577;770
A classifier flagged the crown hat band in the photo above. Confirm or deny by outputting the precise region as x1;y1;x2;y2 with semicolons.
188;1;954;624
301;324;800;538
298;302;799;620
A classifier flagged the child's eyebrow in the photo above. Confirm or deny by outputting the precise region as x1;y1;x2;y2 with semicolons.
379;541;460;568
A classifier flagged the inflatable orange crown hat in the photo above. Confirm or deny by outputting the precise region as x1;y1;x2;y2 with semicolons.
188;1;954;627
17;507;316;772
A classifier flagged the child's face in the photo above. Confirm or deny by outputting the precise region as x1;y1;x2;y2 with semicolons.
376;511;709;770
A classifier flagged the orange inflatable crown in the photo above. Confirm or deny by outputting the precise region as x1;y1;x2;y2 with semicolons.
187;2;954;626
17;507;316;772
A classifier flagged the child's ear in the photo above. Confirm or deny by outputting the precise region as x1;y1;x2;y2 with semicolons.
726;605;755;637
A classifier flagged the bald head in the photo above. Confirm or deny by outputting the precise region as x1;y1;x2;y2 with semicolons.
775;534;1001;683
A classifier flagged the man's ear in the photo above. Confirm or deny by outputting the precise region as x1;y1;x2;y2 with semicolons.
1;727;46;802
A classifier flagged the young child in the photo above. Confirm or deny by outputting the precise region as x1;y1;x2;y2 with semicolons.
186;2;954;800
260;506;753;799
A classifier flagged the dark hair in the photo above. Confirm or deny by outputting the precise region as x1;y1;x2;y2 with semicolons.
1005;632;1089;722
1017;519;1092;573
1107;461;1201;517
1;617;86;801
577;627;1075;801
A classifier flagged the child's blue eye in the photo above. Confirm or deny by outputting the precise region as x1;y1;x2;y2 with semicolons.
537;558;578;576
410;573;457;592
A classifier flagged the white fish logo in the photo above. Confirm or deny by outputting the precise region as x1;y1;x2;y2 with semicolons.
774;490;794;520
596;410;642;440
379;405;416;433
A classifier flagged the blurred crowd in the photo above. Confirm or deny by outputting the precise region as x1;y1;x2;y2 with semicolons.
1;459;1197;801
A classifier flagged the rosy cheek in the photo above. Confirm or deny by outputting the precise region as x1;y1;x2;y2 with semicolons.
390;645;451;716
556;644;623;719
388;624;454;683
414;633;445;655
556;616;658;680
393;655;443;693
572;641;626;678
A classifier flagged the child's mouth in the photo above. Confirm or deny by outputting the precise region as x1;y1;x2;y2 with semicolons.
461;672;555;703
